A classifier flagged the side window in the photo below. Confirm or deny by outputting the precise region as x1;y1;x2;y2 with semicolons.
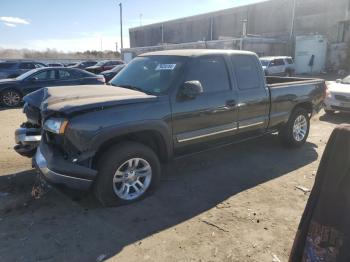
58;70;71;79
275;59;285;66
70;70;85;79
185;56;231;93
32;70;55;80
231;55;261;90
285;58;294;64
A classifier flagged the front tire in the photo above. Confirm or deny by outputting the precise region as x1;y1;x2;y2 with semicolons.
1;89;22;107
94;141;161;206
279;108;310;147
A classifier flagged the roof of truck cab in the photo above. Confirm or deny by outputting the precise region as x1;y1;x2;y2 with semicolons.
260;56;292;60
140;49;256;57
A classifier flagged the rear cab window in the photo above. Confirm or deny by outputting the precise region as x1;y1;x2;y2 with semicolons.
186;56;231;93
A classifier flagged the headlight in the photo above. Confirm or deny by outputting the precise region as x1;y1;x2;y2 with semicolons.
43;118;68;134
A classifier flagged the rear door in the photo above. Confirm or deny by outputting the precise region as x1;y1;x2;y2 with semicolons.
171;55;239;153
231;55;269;136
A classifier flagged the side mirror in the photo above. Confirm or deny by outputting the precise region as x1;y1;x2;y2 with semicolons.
336;79;342;83
29;77;38;82
181;81;203;99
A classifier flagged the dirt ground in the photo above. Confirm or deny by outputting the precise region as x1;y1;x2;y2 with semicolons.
0;107;349;262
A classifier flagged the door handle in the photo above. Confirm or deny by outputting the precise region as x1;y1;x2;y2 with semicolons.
225;100;237;107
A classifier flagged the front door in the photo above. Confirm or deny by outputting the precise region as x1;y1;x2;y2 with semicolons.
22;69;57;95
171;55;238;154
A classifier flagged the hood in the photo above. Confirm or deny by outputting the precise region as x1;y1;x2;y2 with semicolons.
0;78;17;84
0;78;17;89
327;81;350;94
24;85;157;116
23;88;46;108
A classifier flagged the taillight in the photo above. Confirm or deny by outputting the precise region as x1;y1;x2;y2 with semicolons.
323;82;328;99
97;75;105;83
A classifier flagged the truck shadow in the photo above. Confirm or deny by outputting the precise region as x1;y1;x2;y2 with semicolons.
0;134;318;261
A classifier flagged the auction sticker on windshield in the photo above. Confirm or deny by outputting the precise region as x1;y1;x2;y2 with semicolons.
156;64;176;70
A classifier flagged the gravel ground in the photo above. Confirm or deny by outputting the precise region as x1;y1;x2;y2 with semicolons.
0;107;349;262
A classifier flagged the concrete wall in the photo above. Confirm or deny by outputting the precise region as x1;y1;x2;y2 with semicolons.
122;37;288;62
129;0;350;48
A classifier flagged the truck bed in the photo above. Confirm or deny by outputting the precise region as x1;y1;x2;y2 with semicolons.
266;76;323;86
266;76;325;129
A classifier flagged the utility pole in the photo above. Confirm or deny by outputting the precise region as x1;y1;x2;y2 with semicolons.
290;0;296;39
119;2;124;51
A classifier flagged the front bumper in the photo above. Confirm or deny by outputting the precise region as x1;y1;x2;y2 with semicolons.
34;142;97;191
14;127;41;157
324;96;350;112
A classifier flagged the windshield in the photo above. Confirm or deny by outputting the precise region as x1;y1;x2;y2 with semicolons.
95;61;106;66
260;60;270;67
342;75;350;84
16;69;39;80
110;56;187;95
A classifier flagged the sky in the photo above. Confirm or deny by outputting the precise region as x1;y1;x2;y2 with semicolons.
0;0;264;52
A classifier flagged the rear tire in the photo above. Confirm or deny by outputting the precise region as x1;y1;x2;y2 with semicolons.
94;141;161;207
279;108;310;147
1;89;22;107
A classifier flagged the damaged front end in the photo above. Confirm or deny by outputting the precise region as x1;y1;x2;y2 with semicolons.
14;102;42;157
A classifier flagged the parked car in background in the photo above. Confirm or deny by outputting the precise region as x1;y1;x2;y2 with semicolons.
64;63;77;67
0;61;47;79
0;67;105;107
324;76;350;114
85;60;124;74
260;56;295;76
100;64;125;82
69;61;98;69
17;49;325;206
47;63;64;67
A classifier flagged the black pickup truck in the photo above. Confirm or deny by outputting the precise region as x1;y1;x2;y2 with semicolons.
14;50;326;206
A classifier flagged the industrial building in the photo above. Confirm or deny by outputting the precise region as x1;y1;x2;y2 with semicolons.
123;0;350;74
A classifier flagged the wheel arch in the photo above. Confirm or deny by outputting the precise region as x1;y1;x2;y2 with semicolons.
292;101;313;117
91;122;173;169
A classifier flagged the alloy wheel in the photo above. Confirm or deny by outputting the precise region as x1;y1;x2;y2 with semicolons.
112;158;152;200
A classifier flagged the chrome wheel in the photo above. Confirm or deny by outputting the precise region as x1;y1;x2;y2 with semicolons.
293;115;308;142
112;158;152;200
2;90;21;107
